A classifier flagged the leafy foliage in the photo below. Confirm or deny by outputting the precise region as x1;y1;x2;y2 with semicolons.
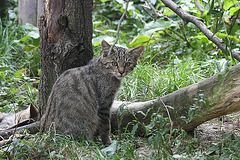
1;0;240;159
0;18;39;112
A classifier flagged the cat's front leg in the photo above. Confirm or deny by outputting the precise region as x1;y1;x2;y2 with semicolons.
97;107;112;144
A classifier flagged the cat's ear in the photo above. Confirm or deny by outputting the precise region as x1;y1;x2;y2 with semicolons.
128;45;144;60
101;40;112;57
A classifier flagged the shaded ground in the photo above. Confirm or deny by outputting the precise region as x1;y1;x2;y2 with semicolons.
0;112;239;159
134;112;240;159
196;112;240;141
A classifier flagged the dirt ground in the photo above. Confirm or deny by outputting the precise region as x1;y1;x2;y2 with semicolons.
196;111;240;141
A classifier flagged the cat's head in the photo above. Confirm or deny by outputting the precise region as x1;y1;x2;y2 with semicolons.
101;40;144;79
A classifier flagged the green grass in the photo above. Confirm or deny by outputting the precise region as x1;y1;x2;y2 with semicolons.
0;20;39;113
117;57;221;101
1;11;240;160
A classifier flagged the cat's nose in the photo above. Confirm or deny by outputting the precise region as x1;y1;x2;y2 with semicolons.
118;68;125;75
119;71;124;75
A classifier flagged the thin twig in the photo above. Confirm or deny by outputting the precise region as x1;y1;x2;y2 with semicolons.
145;0;158;19
159;98;173;143
144;33;154;55
160;0;240;62
194;0;204;16
108;0;130;55
142;2;192;48
228;9;240;35
169;28;185;40
142;6;157;20
162;29;176;40
141;4;183;28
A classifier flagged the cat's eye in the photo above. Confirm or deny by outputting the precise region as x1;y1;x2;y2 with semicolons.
112;61;118;66
125;62;131;67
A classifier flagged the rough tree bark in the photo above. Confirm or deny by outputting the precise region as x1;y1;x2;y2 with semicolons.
111;64;240;134
38;0;93;117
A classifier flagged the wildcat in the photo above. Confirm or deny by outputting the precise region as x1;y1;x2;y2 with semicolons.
40;40;144;144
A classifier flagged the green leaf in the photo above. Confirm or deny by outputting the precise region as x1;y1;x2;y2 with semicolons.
166;105;174;110
92;36;114;46
131;123;138;136
18;31;39;43
114;155;120;160
24;45;39;52
101;140;117;155
208;9;222;17
140;19;175;35
215;32;240;43
229;6;240;15
0;72;5;81
163;8;174;16
116;0;124;4
180;116;188;123
95;29;116;34
38;69;41;76
150;0;156;5
216;59;228;72
33;38;40;47
13;68;26;79
129;35;149;48
230;22;240;35
93;21;102;27
188;108;195;120
22;23;39;31
223;0;238;10
0;67;10;72
19;35;31;42
28;31;39;39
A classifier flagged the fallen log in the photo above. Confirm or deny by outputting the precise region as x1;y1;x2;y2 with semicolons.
1;65;239;138
111;64;240;134
0;121;40;139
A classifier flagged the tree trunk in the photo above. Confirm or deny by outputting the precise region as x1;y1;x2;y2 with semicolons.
110;64;240;135
37;0;44;26
18;0;38;26
38;0;93;117
18;0;44;26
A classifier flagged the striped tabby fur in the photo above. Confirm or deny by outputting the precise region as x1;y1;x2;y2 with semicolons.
40;40;144;144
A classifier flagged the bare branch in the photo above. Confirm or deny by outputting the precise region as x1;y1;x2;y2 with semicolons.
194;0;204;16
160;0;240;62
108;0;130;54
145;0;159;19
228;9;240;35
142;2;191;47
142;4;182;28
142;5;158;20
0;121;40;139
159;98;173;142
